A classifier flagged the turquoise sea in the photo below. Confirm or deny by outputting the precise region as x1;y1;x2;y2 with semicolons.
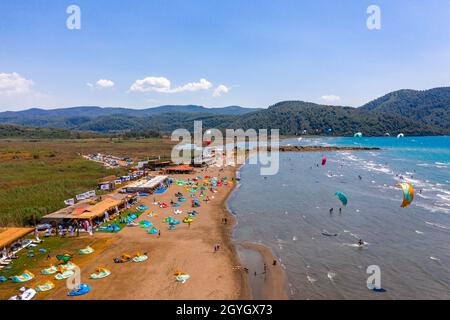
229;136;450;299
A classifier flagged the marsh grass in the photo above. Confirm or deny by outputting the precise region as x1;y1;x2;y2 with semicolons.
0;138;174;226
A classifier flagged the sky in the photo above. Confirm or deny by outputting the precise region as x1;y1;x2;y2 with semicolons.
1;0;450;111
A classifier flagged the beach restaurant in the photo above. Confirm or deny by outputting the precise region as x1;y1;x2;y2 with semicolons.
41;194;136;225
162;165;194;174
125;175;168;193
0;227;35;260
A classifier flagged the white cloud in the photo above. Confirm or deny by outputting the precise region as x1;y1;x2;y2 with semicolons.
213;84;230;97
96;79;114;88
129;76;212;94
0;72;34;95
321;95;341;103
87;79;115;89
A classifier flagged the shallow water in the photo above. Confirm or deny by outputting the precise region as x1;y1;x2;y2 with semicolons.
229;136;450;299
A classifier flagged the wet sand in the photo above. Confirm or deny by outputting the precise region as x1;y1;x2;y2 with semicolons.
239;242;289;300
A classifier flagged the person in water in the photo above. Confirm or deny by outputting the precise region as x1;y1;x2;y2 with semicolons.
358;239;363;246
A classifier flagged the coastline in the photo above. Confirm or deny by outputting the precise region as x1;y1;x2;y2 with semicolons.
225;164;289;300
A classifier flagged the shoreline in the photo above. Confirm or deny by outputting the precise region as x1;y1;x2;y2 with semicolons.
225;164;289;300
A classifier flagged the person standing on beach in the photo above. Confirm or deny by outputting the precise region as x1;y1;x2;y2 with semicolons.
329;208;334;214
158;230;161;238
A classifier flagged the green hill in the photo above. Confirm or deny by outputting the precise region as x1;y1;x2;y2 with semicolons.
360;87;450;130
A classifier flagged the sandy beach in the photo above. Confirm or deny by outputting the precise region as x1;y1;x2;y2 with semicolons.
41;165;265;300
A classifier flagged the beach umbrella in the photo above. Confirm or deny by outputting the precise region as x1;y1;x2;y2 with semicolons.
396;183;414;208
322;156;327;166
335;192;348;207
397;133;405;138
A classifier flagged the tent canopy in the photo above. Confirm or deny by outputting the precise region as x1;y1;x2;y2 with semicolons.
0;227;35;248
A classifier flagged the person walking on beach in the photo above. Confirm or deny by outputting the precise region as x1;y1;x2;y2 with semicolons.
158;230;161;238
329;208;334;215
339;208;342;214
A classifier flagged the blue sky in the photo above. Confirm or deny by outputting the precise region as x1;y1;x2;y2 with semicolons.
1;0;449;111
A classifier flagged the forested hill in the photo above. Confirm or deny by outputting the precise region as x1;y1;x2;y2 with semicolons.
360;87;450;130
229;101;447;136
0;87;449;136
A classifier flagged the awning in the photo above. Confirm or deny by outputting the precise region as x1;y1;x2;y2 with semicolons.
0;227;35;248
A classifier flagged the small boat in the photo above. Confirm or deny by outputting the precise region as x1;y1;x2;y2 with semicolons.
90;268;111;279
35;281;55;292
68;284;91;296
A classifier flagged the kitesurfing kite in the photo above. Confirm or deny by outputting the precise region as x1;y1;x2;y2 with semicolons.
396;183;414;208
322;156;327;166
397;133;405;138
354;132;363;138
335;192;348;207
